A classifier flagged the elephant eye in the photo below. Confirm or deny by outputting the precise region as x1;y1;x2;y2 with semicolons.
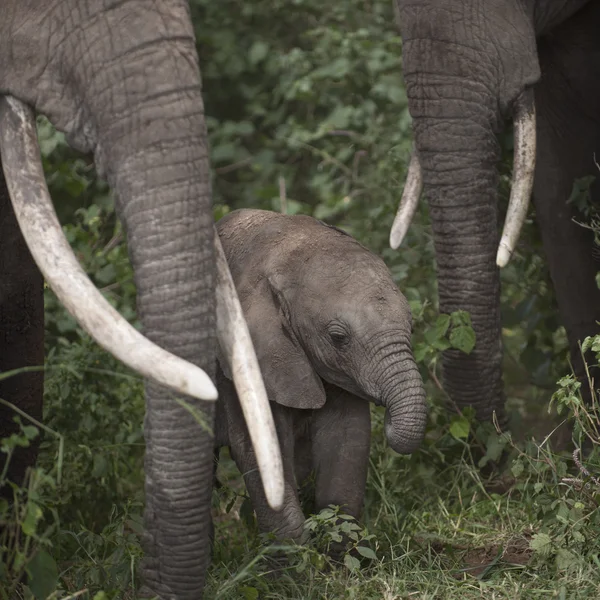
328;323;350;347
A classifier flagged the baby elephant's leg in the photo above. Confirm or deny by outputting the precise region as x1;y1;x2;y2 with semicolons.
311;384;371;520
225;386;306;541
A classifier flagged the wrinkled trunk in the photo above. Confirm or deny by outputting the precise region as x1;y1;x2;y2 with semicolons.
371;344;428;454
89;37;215;600
114;129;214;599
395;0;541;426
411;79;505;424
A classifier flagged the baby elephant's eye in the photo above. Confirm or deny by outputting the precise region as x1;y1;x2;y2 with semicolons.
328;323;350;347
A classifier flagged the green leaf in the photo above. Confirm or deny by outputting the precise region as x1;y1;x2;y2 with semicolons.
356;546;377;560
435;314;451;335
27;550;58;600
22;425;39;441
449;325;476;355
450;310;472;327
581;336;593;354
449;416;470;440
344;554;360;570
21;501;43;536
572;531;585;543
478;433;507;468
413;343;429;363
511;459;524;478
555;548;577;571
241;586;260;600
318;508;336;520
530;533;553;556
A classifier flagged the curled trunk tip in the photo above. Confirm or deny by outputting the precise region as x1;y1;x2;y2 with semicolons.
382;368;428;454
384;405;428;454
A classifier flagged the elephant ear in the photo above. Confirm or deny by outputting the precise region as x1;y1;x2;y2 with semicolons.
221;276;326;410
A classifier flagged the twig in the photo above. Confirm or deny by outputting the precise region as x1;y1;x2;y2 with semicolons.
102;231;124;255
326;130;358;138
279;176;287;214
215;157;253;175
427;366;444;393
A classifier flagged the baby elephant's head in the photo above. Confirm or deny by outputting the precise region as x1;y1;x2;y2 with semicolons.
267;225;427;454
218;210;428;455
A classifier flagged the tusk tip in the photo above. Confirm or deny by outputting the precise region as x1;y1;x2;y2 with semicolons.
265;482;285;510
189;374;219;401
389;233;401;250
389;224;406;250
496;245;511;268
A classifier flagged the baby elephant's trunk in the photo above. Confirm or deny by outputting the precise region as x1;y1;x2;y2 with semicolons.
379;354;428;454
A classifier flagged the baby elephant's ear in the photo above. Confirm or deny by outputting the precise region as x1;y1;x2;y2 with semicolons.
240;288;326;410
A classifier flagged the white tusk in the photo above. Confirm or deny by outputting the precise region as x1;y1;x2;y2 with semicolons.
214;230;284;510
0;95;218;401
496;89;536;267
390;152;423;249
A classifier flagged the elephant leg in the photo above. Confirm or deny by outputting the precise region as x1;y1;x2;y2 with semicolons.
0;165;44;497
217;370;305;541
311;383;371;520
533;7;600;408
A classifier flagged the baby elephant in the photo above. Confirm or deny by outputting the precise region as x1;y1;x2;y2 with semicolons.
215;209;427;543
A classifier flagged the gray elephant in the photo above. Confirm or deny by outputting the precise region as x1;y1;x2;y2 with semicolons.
389;0;600;426
214;209;428;541
0;2;282;598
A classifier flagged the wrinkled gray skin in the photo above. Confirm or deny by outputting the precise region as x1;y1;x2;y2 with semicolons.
215;209;427;539
0;2;215;597
396;0;600;424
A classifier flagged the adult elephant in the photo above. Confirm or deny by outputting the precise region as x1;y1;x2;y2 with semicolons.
0;1;283;598
390;0;600;426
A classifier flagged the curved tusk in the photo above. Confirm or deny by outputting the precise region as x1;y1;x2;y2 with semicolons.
496;89;536;267
214;230;285;510
0;95;218;401
390;152;423;249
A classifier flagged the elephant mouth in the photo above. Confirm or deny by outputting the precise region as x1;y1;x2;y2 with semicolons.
389;88;537;267
0;95;285;511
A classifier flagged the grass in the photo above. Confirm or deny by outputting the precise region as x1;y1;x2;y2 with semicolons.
2;342;600;598
202;392;600;600
3;324;600;599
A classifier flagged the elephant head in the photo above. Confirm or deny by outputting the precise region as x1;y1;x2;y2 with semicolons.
218;209;428;454
0;2;283;597
387;0;565;424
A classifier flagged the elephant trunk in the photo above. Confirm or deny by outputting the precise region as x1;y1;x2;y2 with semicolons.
409;75;506;424
394;0;542;425
375;344;428;454
90;35;216;600
111;112;215;598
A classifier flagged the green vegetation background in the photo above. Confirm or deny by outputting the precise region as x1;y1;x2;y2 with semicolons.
2;1;599;598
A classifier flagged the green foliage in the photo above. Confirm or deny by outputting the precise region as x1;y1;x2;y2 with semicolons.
302;505;377;565
414;310;476;365
0;426;59;600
